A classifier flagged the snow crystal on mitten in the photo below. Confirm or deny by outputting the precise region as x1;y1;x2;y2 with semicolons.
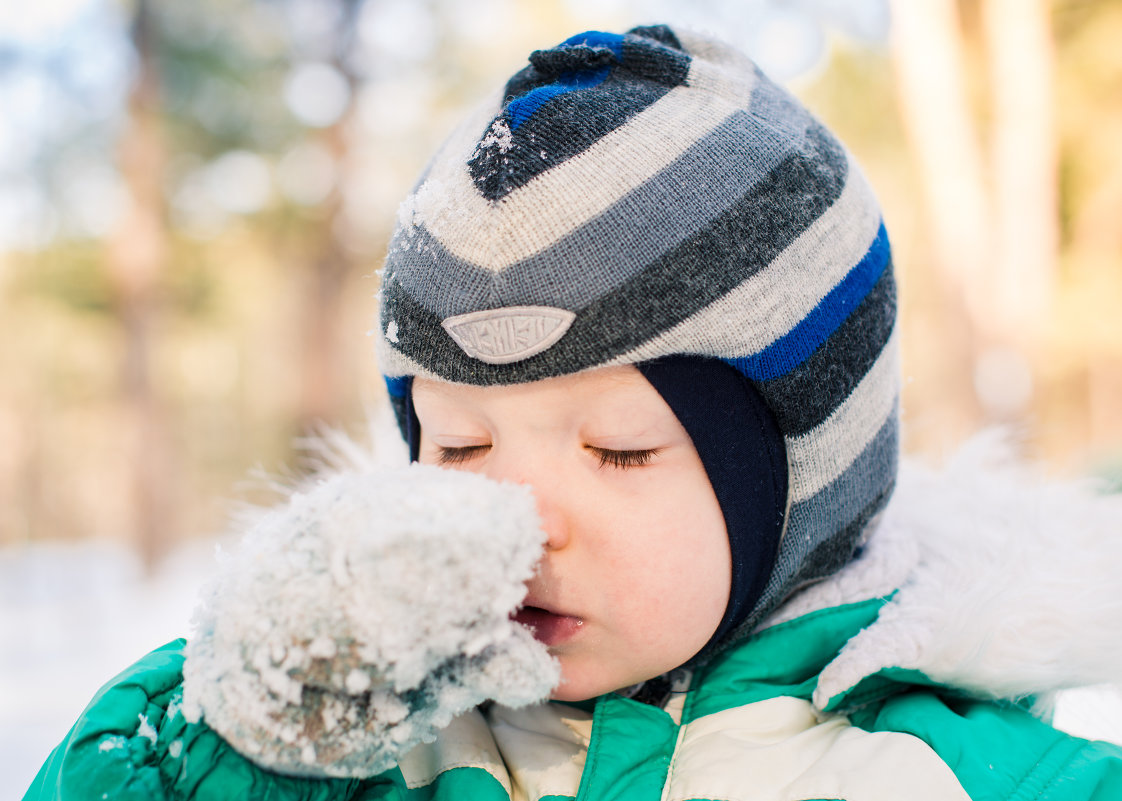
181;462;559;778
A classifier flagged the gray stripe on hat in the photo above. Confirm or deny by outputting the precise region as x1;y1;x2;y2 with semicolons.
474;40;691;200
608;160;880;365
380;124;848;384
765;409;899;607
786;326;899;503
758;267;896;436
411;96;746;269
389;97;817;320
405;57;761;270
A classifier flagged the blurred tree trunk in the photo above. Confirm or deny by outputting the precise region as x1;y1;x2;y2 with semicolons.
106;0;177;573
889;0;989;435
296;1;362;436
984;0;1058;339
890;0;1059;432
297;120;352;434
890;0;993;320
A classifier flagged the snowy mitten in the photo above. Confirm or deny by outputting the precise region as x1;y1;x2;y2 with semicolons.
181;463;560;778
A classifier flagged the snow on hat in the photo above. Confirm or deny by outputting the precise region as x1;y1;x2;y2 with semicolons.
376;24;899;645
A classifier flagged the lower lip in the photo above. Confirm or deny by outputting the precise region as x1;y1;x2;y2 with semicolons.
513;607;583;646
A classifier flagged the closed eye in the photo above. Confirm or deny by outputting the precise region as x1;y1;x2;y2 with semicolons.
436;444;490;465
587;446;662;470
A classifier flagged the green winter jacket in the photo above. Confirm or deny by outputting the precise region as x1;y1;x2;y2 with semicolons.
24;595;1122;801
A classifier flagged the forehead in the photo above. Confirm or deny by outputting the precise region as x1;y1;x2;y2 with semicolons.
411;365;673;424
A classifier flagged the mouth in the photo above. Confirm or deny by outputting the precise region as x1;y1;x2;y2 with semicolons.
512;605;584;647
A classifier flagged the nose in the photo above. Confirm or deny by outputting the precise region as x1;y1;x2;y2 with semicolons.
534;490;571;552
483;451;571;552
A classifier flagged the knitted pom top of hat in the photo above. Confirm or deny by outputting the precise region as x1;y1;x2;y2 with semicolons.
377;24;899;651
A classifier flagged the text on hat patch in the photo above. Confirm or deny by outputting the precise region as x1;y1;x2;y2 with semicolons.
442;306;576;364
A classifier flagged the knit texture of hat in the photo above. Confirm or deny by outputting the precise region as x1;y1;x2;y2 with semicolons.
377;24;899;645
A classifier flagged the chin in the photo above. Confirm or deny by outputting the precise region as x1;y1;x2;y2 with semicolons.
549;686;592;703
547;664;644;703
547;671;599;702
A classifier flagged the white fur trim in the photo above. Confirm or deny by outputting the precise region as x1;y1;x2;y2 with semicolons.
806;431;1122;709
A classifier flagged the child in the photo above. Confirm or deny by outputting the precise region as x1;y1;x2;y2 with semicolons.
26;24;1122;801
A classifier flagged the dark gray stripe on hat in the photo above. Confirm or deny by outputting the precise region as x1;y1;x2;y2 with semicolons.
472;78;676;201
626;24;682;49
785;406;897;542
382;121;848;384
778;409;897;579
389;91;820;319
725;409;898;635
475;31;691;200
484;31;691;199
758;267;897;436
717;412;897;647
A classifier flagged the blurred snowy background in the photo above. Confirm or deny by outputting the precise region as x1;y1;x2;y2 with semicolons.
1;540;211;792
4;0;1122;796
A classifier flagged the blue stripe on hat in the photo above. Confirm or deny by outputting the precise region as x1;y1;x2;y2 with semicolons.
507;32;624;131
474;29;688;200
560;30;626;52
725;221;890;382
507;70;611;130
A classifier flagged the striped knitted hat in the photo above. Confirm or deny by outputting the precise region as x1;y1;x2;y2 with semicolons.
377;25;899;647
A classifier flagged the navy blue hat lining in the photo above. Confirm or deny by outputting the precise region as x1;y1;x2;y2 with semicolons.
636;356;787;652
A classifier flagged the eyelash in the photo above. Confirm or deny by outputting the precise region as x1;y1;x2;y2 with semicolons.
436;445;490;465
434;445;661;470
589;447;661;470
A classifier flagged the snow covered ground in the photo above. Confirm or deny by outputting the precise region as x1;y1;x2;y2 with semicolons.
3;539;1122;798
1;540;220;796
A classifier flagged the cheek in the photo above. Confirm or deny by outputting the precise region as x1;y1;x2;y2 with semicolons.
601;481;731;628
662;515;731;622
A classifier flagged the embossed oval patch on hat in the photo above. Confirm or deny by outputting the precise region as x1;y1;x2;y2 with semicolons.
441;306;576;364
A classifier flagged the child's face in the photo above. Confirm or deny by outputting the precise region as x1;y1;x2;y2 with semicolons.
412;365;731;701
